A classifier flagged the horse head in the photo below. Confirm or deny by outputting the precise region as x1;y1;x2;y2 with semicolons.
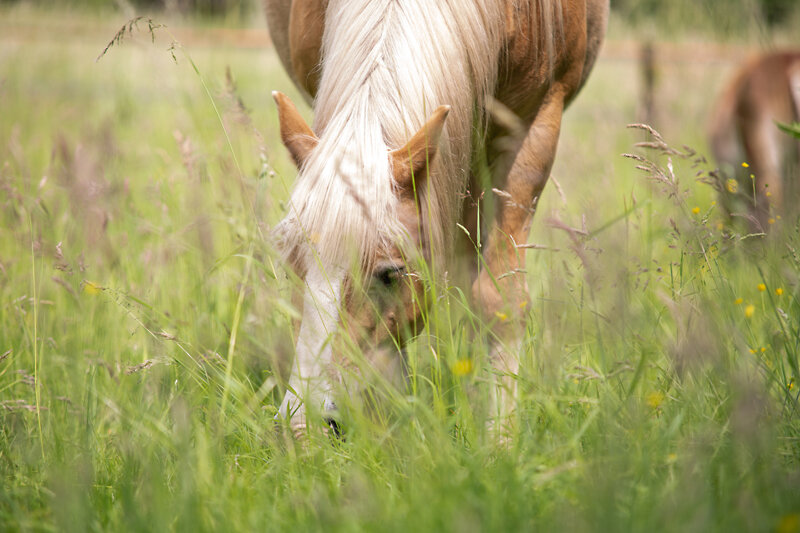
272;91;450;429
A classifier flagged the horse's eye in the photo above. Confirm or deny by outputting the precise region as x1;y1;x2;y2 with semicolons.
374;265;406;288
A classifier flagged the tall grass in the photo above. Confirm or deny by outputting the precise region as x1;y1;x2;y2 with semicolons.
1;8;799;532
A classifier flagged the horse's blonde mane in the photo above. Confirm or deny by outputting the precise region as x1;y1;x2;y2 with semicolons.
277;0;560;270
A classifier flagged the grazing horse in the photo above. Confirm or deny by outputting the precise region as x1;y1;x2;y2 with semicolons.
709;50;800;230
263;0;609;432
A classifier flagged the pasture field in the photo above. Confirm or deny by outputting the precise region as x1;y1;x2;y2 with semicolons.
1;6;800;531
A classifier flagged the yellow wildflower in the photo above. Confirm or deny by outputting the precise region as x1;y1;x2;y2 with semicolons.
749;174;755;180
768;218;775;225
745;304;755;318
646;391;664;410
494;311;508;322
452;359;474;377
83;281;103;295
726;179;738;193
775;288;784;296
518;300;528;310
757;283;766;292
734;297;743;305
749;348;756;354
692;206;700;214
766;191;772;197
789;379;796;392
760;347;767;353
741;162;749;168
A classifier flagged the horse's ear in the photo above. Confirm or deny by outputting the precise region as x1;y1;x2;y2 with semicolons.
273;91;318;167
391;105;451;189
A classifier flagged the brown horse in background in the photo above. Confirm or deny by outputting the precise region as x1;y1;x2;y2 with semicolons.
709;50;800;231
263;0;609;434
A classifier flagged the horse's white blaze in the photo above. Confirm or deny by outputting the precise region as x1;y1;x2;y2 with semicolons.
278;262;344;423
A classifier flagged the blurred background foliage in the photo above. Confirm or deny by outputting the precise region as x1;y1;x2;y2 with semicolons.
612;0;798;31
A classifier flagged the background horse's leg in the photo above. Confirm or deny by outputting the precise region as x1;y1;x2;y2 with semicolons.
740;112;782;231
473;86;567;431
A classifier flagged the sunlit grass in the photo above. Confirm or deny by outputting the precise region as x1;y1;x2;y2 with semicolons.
1;7;799;532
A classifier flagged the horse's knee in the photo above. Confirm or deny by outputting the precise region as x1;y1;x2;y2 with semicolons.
472;268;530;324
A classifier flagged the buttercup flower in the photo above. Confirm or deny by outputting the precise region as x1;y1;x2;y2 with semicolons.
452;359;474;377
646;391;664;410
83;281;103;295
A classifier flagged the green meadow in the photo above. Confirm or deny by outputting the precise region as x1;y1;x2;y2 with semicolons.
1;5;799;531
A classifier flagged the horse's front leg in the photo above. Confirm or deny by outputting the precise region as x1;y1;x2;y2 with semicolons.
276;263;343;435
473;87;567;432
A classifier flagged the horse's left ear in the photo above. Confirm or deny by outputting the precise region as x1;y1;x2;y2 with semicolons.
273;91;318;167
391;105;451;189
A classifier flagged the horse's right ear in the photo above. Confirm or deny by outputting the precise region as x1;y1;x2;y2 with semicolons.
273;91;318;167
391;105;450;190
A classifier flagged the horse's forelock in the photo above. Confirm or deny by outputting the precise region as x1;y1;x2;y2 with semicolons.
276;105;401;272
